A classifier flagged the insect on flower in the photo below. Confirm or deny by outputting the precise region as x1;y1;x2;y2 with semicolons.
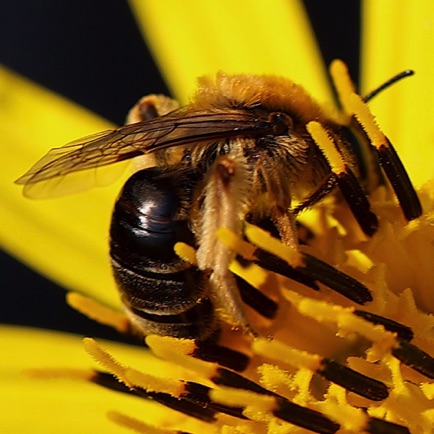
17;60;430;433
15;59;422;340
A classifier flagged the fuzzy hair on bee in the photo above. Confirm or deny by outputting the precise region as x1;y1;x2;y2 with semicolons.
16;62;421;341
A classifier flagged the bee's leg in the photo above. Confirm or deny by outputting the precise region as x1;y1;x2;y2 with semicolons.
208;272;256;335
126;95;182;168
270;205;300;247
126;94;179;123
330;60;422;222
293;173;337;215
195;154;257;335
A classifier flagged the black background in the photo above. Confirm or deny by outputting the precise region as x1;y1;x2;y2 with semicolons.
0;1;360;341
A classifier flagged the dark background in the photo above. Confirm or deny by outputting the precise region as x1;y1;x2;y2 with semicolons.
0;1;360;341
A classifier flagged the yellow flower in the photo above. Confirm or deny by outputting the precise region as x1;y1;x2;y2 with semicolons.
2;1;434;433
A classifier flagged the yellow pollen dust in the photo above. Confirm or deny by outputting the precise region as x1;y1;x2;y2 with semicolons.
174;242;198;265
67;292;129;333
306;121;346;174
323;386;368;431
125;367;184;397
83;338;128;383
217;227;257;260
253;338;322;372
329;59;356;115
210;387;275;414
244;222;303;268
84;338;185;397
146;335;218;378
347;93;386;149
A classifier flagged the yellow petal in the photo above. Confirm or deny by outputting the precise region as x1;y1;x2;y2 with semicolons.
0;66;124;307
0;325;172;433
129;0;332;103
361;0;434;185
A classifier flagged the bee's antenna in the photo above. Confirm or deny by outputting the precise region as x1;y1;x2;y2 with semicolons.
363;70;414;103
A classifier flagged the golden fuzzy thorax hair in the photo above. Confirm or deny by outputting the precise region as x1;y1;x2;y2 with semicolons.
190;73;328;125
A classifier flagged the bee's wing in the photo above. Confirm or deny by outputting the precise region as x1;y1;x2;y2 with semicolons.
16;110;273;198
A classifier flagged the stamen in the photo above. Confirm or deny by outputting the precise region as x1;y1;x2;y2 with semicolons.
367;418;410;434
217;227;319;290
374;139;422;220
210;386;341;434
86;342;220;422
192;338;250;372
306;121;346;174
306;121;378;236
174;242;197;265
329;63;422;222
253;338;322;372
329;59;355;115
83;338;131;383
347;93;386;149
392;340;434;379
292;298;396;346
145;335;218;379
211;367;273;395
347;93;422;221
236;274;279;320
67;292;130;333
217;227;256;260
272;396;340;434
302;253;373;304
139;389;217;422
253;248;319;291
209;387;275;418
184;382;247;419
144;336;346;431
146;333;251;372
254;339;388;401
244;222;304;268
125;368;185;396
354;310;414;341
220;225;372;303
319;359;388;401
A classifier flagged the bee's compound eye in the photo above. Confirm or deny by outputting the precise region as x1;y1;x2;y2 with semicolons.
269;112;293;136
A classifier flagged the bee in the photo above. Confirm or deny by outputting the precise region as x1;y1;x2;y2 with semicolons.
16;62;421;341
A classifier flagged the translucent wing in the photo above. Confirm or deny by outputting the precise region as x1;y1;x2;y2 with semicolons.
17;109;274;189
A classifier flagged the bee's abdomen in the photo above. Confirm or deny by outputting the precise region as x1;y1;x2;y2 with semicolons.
110;256;215;339
109;167;216;340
